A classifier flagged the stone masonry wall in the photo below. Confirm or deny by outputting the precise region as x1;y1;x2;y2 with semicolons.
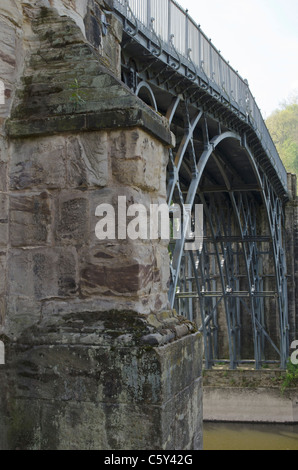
0;0;203;450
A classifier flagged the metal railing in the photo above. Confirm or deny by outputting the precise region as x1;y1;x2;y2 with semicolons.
113;0;288;192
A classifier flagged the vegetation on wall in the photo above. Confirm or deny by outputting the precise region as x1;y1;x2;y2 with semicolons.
281;360;298;394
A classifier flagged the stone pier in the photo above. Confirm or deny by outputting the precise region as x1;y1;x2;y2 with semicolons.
0;0;203;450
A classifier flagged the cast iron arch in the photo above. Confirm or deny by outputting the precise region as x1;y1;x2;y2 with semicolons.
165;99;289;369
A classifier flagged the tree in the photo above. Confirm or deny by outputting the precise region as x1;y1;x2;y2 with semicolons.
266;94;298;176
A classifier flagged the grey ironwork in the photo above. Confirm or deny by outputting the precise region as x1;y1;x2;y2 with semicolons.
113;0;287;192
112;0;290;369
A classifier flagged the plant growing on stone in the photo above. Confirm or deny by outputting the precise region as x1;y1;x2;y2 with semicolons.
281;360;298;394
69;78;87;108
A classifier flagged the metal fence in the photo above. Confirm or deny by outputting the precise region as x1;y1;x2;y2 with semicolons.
114;0;287;191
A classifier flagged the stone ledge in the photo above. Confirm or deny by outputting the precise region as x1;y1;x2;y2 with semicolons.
0;309;197;348
142;324;195;347
6;105;174;148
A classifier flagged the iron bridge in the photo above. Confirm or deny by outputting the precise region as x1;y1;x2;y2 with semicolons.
111;0;290;369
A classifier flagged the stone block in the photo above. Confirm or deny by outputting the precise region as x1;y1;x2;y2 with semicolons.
0;223;8;247
162;378;203;450
1;312;202;450
152;244;171;296
54;191;89;244
89;185;154;246
0;296;5;326
10;192;52;247
66;132;108;188
0;193;8;220
158;333;202;402
0;138;8;164
0;193;8;246
5;297;41;339
80;244;155;297
110;129;169;192
0;397;42;451
40;295;164;321
39;401;161;450
6;247;78;338
0;252;6;295
9;137;67;190
0;163;7;191
7;344;162;406
8;247;78;301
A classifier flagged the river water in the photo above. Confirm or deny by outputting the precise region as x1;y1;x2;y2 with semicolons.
203;422;298;450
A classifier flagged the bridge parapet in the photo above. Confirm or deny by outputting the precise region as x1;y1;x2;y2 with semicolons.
113;0;288;195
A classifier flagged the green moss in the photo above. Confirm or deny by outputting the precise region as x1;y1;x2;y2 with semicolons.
7;398;40;450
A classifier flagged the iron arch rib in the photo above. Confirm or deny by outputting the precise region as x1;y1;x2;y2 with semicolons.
169;131;240;307
168;126;289;370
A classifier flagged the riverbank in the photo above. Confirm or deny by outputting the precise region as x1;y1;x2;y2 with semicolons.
203;369;298;423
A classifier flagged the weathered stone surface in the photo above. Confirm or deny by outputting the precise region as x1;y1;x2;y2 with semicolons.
54;191;89;243
67;132;109;188
0;163;7;191
0;139;8;164
0;7;22;122
5;246;78;337
0;252;7;295
8;247;78;301
110;129;169;192
0;193;8;220
0;193;8;246
1;309;202;450
162;378;203;450
10;192;52;247
5;4;172;147
89;185;151;245
10;137;67;190
80;245;155;296
10;133;109;190
0;0;203;452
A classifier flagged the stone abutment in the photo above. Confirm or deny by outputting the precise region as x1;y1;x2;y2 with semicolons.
0;0;203;450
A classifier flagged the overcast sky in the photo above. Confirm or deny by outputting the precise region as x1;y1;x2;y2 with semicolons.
177;0;298;118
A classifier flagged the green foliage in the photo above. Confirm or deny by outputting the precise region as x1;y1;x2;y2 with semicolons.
266;94;298;177
69;78;87;108
281;359;298;394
